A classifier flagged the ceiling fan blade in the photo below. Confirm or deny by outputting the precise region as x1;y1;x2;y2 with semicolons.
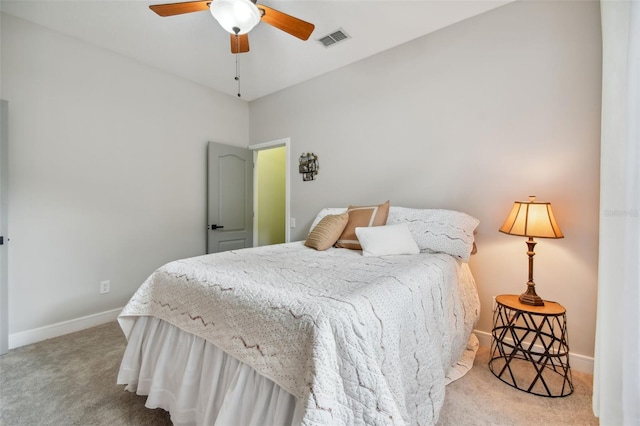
257;4;315;41
230;34;250;54
149;1;211;17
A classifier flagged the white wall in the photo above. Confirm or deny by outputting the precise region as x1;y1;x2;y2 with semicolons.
250;1;601;359
1;14;249;336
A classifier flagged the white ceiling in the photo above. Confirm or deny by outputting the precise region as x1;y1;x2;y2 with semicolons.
1;0;513;101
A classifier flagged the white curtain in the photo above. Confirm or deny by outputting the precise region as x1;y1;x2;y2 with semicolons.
593;1;640;425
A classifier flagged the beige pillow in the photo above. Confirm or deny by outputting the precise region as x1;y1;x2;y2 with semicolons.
335;201;390;250
305;213;349;251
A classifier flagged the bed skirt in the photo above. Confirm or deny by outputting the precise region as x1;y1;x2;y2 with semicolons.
117;316;303;426
118;316;479;425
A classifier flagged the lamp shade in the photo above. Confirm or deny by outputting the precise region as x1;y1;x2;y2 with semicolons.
499;196;564;239
210;0;261;35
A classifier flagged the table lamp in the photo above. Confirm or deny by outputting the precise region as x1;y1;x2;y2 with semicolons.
499;196;564;306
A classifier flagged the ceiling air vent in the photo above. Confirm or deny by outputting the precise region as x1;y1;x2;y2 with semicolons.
318;29;350;48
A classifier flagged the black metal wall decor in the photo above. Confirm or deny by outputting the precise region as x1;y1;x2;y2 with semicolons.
299;153;319;181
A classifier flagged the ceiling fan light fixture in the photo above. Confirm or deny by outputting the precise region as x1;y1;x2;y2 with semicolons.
210;0;261;35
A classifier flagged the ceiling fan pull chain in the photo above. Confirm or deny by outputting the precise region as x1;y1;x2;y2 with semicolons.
234;31;241;98
235;55;240;98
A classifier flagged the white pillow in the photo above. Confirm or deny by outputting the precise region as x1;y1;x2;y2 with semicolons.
355;223;420;257
386;207;479;262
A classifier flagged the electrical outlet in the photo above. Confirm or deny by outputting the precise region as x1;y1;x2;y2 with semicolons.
492;296;497;311
290;218;296;228
100;280;110;294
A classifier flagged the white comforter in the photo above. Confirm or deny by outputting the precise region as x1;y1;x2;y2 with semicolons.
119;242;480;426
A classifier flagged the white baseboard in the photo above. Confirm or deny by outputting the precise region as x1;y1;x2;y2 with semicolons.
8;307;123;350
474;329;594;375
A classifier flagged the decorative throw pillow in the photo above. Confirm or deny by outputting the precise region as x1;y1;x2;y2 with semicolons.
355;223;420;256
309;208;347;234
304;213;349;251
335;201;390;250
386;207;479;261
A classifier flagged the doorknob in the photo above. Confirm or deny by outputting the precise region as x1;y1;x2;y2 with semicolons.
210;224;224;230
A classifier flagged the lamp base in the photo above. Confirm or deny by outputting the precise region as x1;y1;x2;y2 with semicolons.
519;284;545;306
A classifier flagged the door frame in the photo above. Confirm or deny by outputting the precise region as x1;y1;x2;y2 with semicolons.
249;138;291;245
1;100;8;355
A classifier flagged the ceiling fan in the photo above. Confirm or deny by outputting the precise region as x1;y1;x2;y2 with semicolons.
149;0;315;54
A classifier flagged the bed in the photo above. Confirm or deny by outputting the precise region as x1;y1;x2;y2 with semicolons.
117;205;481;426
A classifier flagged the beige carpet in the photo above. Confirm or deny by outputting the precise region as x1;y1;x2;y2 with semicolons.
0;322;598;425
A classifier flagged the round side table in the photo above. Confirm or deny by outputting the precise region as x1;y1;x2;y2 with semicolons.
489;294;573;397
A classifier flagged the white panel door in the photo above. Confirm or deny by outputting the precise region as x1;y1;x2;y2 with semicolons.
207;142;253;254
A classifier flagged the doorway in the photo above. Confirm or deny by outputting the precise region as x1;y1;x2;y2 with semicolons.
250;138;290;246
